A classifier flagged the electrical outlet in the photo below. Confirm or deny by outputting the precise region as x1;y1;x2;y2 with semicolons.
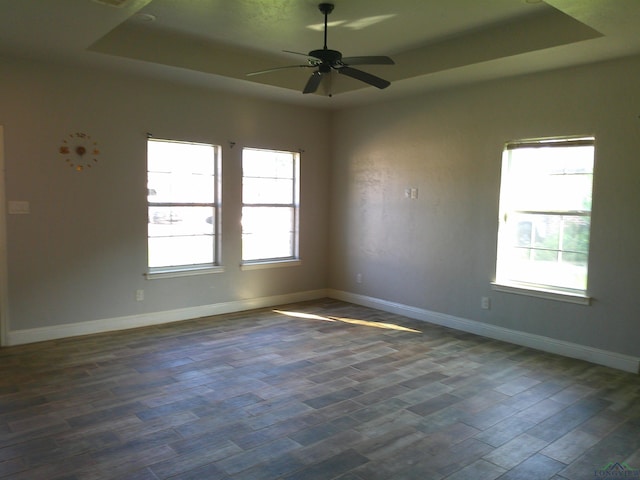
8;200;30;214
481;296;490;310
136;289;144;301
356;273;363;284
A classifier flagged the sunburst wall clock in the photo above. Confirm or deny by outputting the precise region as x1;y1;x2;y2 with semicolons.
59;132;100;172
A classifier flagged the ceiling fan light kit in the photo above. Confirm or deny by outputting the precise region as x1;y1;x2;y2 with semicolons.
247;2;394;96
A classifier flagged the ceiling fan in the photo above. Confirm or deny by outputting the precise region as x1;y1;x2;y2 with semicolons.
247;3;395;95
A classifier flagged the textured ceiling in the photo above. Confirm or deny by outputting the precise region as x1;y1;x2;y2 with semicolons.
1;0;640;108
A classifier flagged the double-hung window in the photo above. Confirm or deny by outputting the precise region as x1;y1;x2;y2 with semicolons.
147;138;221;275
494;136;595;301
241;147;300;266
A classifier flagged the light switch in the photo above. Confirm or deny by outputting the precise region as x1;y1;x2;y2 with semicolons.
405;188;419;199
8;201;30;214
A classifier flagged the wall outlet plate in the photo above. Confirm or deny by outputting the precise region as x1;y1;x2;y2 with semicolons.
8;200;30;214
481;296;491;309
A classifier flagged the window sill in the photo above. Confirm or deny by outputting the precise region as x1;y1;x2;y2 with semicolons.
240;259;301;271
491;282;591;306
146;265;225;280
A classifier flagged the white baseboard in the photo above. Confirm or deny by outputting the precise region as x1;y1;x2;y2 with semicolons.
8;288;639;374
7;289;329;346
328;289;640;374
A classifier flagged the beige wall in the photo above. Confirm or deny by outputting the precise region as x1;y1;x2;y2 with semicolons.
1;57;331;334
329;55;640;358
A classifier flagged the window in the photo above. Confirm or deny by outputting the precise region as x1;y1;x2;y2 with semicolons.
147;138;221;274
241;147;300;265
495;137;595;299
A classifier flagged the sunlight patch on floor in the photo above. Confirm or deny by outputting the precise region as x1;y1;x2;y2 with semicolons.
273;310;422;333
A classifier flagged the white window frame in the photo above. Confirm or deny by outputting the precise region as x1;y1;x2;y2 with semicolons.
146;138;222;279
493;136;595;304
241;147;300;269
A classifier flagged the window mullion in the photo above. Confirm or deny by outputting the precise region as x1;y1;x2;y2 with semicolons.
242;203;295;208
558;216;565;264
528;219;535;261
513;210;590;217
149;202;215;207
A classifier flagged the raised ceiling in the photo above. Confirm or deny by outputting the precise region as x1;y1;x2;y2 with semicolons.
1;0;640;107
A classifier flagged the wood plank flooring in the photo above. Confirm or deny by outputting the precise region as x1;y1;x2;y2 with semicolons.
1;299;639;479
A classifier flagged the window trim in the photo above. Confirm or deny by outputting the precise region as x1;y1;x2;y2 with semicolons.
240;259;302;271
494;136;595;300
240;147;300;267
146;138;222;276
146;265;225;280
491;281;591;305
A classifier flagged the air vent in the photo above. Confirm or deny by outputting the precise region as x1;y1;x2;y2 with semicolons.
92;0;131;7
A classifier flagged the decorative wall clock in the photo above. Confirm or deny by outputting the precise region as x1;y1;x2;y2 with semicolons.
59;132;100;172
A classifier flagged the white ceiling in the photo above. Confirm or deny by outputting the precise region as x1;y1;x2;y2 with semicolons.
1;0;640;108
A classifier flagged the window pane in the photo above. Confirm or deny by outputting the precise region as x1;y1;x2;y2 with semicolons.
148;140;214;175
509;213;559;250
148;171;214;203
148;206;215;237
503;253;588;291
506;145;593;212
533;249;558;262
562;216;590;256
148;235;214;268
242;206;294;260
242;231;294;261
242;206;294;236
147;139;219;270
496;138;594;293
242;177;293;204
532;216;560;251
516;220;532;247
499;214;590;290
243;149;294;178
241;148;299;263
563;251;588;268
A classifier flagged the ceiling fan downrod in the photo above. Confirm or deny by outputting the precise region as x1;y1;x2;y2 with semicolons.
309;3;341;64
318;3;334;50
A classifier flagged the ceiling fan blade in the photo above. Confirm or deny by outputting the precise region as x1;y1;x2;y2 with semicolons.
342;56;395;66
303;71;324;94
283;50;312;57
338;66;390;89
247;65;313;76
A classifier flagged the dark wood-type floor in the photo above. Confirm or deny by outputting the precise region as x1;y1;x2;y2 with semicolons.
1;299;639;480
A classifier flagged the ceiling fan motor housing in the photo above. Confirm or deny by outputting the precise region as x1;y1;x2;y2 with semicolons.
309;49;342;64
318;3;334;15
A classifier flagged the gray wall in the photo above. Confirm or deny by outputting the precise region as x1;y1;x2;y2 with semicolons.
1;57;330;332
329;55;640;358
2;52;639;361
